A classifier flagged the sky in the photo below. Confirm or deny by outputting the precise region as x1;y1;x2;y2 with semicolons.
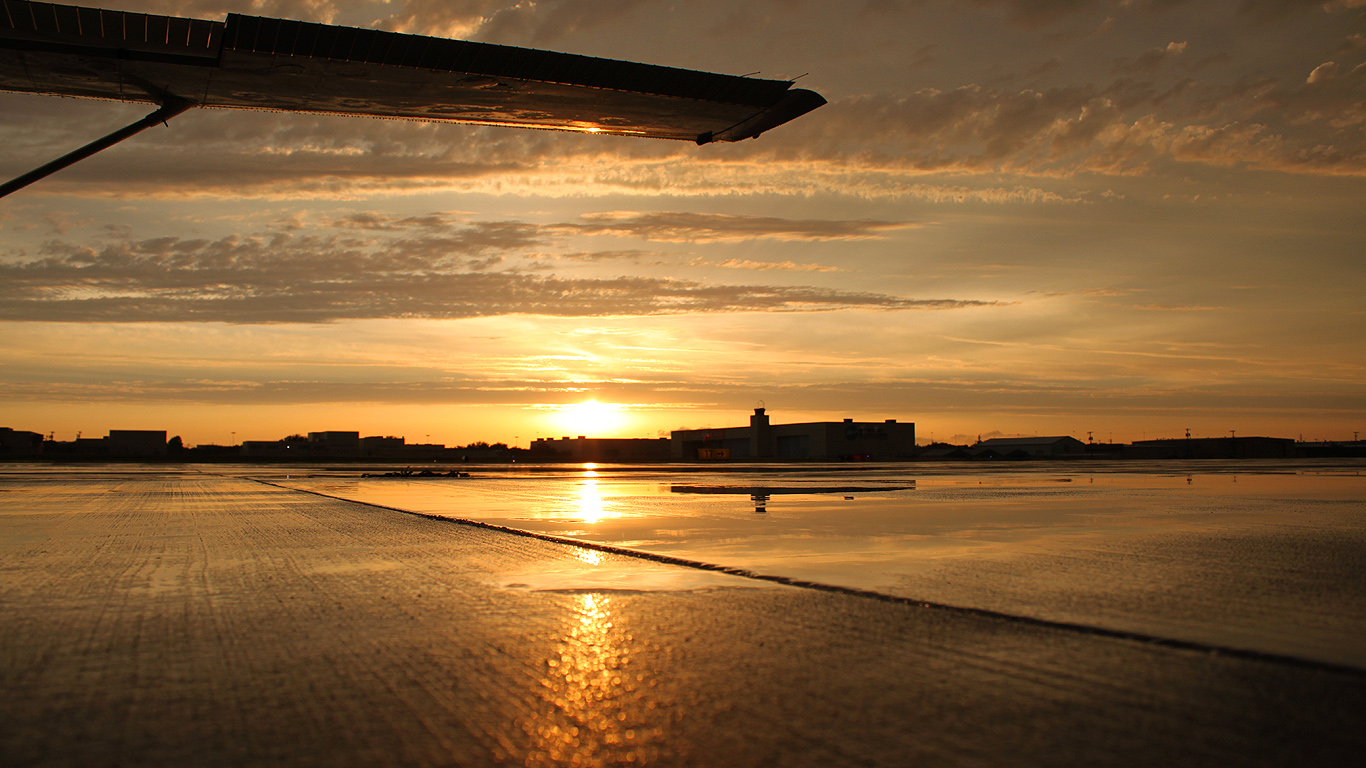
2;0;1364;447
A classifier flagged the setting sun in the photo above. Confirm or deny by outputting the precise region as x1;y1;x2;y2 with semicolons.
552;400;629;437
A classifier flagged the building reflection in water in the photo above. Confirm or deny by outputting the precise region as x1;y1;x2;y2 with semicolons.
751;492;770;514
524;593;660;766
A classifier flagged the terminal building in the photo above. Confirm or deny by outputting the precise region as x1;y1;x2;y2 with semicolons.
670;408;916;461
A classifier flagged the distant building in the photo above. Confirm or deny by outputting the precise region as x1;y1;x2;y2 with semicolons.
241;435;312;458
360;436;405;457
308;431;361;456
403;443;449;460
973;436;1087;458
1296;440;1366;459
671;409;916;461
107;430;168;458
241;432;448;461
452;443;516;462
36;430;169;459
915;443;974;460
72;437;108;455
360;437;451;459
1127;436;1294;460
187;443;240;460
0;427;44;458
239;440;279;457
529;436;670;462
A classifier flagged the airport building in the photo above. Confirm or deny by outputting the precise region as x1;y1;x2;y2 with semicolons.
360;436;405;455
973;436;1088;458
358;436;448;460
1127;436;1296;460
106;430;168;458
240;432;450;460
0;427;44;457
308;431;361;456
670;409;916;461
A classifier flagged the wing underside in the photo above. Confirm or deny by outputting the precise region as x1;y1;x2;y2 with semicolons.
0;0;825;143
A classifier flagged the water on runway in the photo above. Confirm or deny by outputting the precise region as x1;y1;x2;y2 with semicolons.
269;460;1366;670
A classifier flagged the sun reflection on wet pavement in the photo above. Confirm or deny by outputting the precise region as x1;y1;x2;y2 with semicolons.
575;470;620;525
525;593;659;766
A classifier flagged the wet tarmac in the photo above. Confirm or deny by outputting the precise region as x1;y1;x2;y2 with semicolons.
284;461;1366;669
2;468;1364;766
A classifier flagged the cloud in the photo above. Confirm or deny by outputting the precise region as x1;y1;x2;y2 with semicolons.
324;212;473;231
6;370;1361;423
367;0;506;37
1033;286;1138;299
1133;304;1226;311
304;210;914;246
765;72;1366;176
552;212;918;242
958;0;1366;26
92;1;355;25
0;228;996;323
1114;41;1189;74
89;0;506;36
763;86;1152;174
104;0;658;44
973;0;1099;26
551;250;655;263
532;249;845;272
711;259;839;272
479;0;650;45
41;211;95;236
1238;0;1366;21
1306;61;1339;83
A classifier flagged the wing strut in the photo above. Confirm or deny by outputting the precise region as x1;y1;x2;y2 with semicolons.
0;98;194;199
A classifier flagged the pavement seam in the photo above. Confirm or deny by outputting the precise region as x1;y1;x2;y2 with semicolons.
244;476;1366;679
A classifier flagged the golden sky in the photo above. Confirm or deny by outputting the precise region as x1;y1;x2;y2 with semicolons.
2;0;1364;446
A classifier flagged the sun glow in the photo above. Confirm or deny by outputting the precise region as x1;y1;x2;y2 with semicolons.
552;400;629;437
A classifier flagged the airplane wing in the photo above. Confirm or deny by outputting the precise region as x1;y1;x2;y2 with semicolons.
0;0;825;143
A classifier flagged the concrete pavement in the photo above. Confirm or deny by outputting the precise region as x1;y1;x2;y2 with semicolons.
1;471;1362;766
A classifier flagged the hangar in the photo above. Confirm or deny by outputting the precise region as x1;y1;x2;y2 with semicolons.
671;408;917;461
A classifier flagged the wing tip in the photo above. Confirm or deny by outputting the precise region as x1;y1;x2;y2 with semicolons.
711;88;827;143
